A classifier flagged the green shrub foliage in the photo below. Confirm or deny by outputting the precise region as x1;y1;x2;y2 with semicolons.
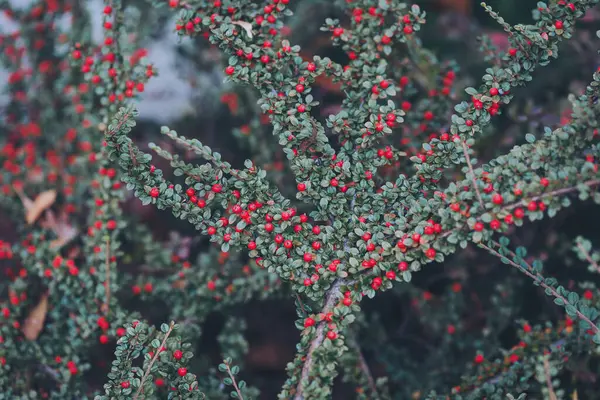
1;0;600;399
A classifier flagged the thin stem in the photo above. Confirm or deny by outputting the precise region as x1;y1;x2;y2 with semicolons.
101;236;111;315
577;241;600;274
461;139;484;207
349;337;378;397
225;362;244;400
543;356;558;400
480;241;599;335
133;321;175;400
295;293;307;318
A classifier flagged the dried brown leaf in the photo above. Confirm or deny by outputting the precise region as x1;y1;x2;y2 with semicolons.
27;190;57;224
22;293;49;340
231;20;253;39
15;187;57;225
42;210;78;249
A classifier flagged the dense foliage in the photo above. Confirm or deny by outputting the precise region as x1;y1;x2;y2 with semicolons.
1;0;600;399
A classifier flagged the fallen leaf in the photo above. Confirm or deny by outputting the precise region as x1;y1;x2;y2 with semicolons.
22;292;49;340
14;187;57;225
231;20;253;39
41;210;78;249
27;190;57;224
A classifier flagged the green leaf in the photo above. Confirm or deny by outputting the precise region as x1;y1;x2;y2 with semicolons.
554;297;565;306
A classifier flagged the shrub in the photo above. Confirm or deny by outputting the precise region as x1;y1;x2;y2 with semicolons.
1;0;600;399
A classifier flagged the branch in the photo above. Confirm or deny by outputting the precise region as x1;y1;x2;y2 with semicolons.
133;321;175;400
101;236;111;315
576;240;600;274
480;241;599;335
225;362;245;400
350;336;378;396
294;279;344;400
542;356;558;400
461;138;484;207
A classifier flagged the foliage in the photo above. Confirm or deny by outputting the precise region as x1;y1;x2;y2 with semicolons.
1;0;600;399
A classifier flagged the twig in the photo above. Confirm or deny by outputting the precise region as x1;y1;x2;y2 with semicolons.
349;337;378;397
101;236;111;315
225;361;245;400
461;139;484;207
480;241;600;335
577;241;600;274
543;356;558;400
295;293;307;318
133;321;175;400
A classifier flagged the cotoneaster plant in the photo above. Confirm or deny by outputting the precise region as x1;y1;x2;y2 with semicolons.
2;0;600;399
102;0;600;399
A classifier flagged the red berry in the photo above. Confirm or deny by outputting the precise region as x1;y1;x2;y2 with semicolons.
473;222;484;232
326;330;337;339
297;183;306;191
489;87;499;96
474;354;484;364
173;350;183;360
333;27;343;37
177;367;187;377
304;317;315;327
514;208;525;219
555;20;564;29
149;187;159;198
425;248;436;259
225;66;235;75
248;241;257;250
121;381;130;389
492;194;503;205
